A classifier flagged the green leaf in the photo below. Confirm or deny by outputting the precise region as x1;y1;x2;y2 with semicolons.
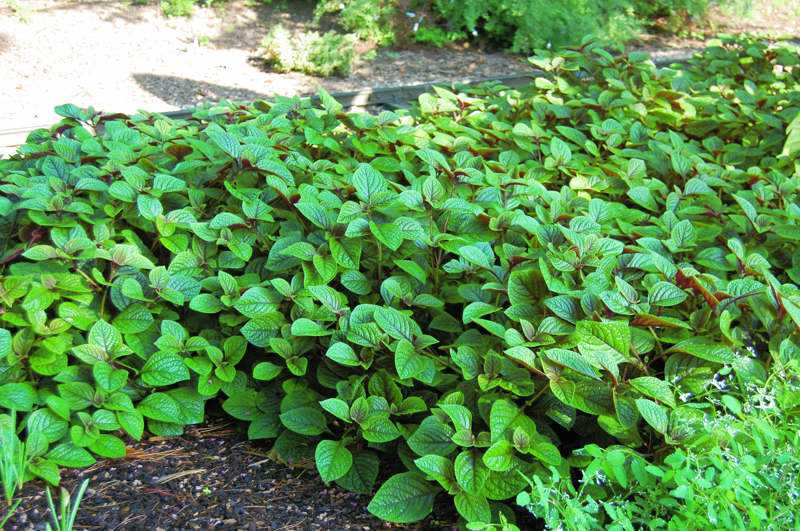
280;407;327;436
189;294;224;314
669;338;736;364
29;460;60;486
326;342;360;366
141;352;190;386
0;329;11;359
46;395;71;421
394;340;428;379
458;245;492;269
241;315;284;347
635;398;669;434
454;450;488;494
58;382;95;410
782;111;800;157
89;434;127;458
234;287;277;318
88;320;123;354
407;416;455;456
630;376;676;408
485;399;515;443
23;245;60;261
290;318;332;337
367;472;439;523
117;410;144;440
0;383;36;411
482;440;514;471
93;362;128;393
46;443;96;468
648;282;688;307
253;361;283;381
319;398;351;423
360;414;401;443
352;163;387;203
550;137;572;164
369;222;403;251
113;304;153;334
27;409;68;443
454;491;491;524
544;348;601;380
374;307;415;342
336;451;379;494
109;244;155;269
414;454;454;489
222;392;259;421
315;439;353;483
575;320;630;378
138;392;184;424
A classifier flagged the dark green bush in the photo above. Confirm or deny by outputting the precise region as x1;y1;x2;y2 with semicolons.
314;0;397;46
1;37;799;526
428;0;640;52
153;0;718;52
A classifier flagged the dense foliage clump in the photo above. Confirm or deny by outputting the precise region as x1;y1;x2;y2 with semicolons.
1;37;800;527
158;0;716;53
259;25;357;77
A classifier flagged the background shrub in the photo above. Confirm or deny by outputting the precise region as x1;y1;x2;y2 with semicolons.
314;0;397;46
428;0;640;52
160;0;199;17
517;372;800;529
259;25;357;76
1;36;799;527
151;0;721;52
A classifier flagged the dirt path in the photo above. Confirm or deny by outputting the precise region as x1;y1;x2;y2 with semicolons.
0;0;528;128
5;0;797;131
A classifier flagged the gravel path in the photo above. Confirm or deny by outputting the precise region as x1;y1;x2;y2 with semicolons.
0;0;527;127
3;0;797;131
8;422;466;530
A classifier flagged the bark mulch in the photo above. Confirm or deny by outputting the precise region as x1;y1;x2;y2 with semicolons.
8;422;460;530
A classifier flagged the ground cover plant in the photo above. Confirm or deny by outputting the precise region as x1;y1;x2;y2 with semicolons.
1;36;799;528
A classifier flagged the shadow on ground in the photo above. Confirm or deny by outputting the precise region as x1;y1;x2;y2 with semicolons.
0;31;10;55
35;0;318;49
33;0;152;24
132;73;278;107
208;0;318;50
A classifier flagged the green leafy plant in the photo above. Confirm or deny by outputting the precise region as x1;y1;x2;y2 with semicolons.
0;412;28;526
160;0;196;17
1;36;799;527
259;24;358;76
411;26;466;48
315;0;397;46
45;478;90;531
517;371;800;529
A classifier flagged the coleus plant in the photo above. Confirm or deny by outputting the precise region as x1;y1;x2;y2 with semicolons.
1;36;799;526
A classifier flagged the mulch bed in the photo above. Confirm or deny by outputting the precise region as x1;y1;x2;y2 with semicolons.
9;422;461;530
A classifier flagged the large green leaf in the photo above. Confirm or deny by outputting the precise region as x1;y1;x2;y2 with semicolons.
367;472;439;523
